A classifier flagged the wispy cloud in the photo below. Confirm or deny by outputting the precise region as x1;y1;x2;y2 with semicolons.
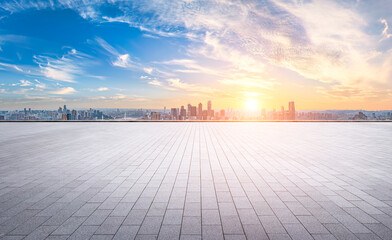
33;48;99;83
380;19;392;41
97;87;108;91
112;54;134;68
50;87;76;95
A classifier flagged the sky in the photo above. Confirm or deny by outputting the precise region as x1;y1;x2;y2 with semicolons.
0;0;392;110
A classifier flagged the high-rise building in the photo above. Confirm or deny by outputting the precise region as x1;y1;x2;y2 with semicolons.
180;106;186;120
207;100;212;119
187;104;191;119
171;108;178;120
202;110;208;120
288;101;295;120
71;109;77;120
198;103;202;120
63;105;67;112
190;106;197;119
151;112;161;120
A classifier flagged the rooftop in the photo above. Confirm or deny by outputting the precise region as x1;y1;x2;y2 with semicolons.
1;122;392;239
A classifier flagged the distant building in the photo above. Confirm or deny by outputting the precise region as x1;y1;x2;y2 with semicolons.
0;115;4;120
171;108;178;120
180;106;186;120
187;104;191;119
190;106;197;120
198;103;203;120
353;112;367;120
288;101;295;120
220;109;225;120
151;112;161;120
71;110;77;120
202;110;208;120
207;100;212;119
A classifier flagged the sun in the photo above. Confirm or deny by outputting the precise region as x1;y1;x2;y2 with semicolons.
244;99;259;111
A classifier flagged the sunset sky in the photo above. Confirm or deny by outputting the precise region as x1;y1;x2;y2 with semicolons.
1;0;392;110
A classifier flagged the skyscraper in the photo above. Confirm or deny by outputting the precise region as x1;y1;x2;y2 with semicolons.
207;100;212;119
171;108;178;120
151;112;161;120
198;103;202;120
180;106;186;120
190;106;197;119
187;104;191;119
288;101;295;120
71;109;77;120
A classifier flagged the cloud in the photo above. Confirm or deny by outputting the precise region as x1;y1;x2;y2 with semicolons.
33;48;96;83
113;54;134;68
143;68;153;74
148;80;163;87
50;87;76;95
95;37;141;70
19;80;32;86
2;0;392;105
0;62;26;73
34;79;46;89
89;94;146;101
42;67;75;83
97;87;108;91
380;19;392;41
149;78;216;94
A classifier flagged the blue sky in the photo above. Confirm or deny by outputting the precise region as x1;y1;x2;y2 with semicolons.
0;0;392;110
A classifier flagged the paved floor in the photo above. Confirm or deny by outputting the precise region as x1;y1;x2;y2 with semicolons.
1;123;392;240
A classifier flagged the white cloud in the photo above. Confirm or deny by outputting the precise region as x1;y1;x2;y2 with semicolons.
97;87;108;91
148;80;163;86
113;54;134;68
50;87;76;95
19;80;32;86
143;67;153;74
380;19;392;41
42;67;75;83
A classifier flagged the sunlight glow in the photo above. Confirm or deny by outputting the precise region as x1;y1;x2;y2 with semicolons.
244;99;259;111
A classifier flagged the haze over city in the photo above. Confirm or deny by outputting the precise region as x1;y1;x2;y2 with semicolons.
1;0;392;110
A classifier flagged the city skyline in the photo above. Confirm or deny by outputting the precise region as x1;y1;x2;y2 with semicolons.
1;1;392;110
3;100;392;121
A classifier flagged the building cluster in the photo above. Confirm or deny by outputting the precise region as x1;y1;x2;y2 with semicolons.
261;102;296;120
0;105;108;121
149;101;227;120
2;101;392;121
57;105;106;120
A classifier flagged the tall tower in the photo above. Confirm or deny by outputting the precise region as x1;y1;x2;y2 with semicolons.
198;103;202;120
288;101;295;120
207;100;212;119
